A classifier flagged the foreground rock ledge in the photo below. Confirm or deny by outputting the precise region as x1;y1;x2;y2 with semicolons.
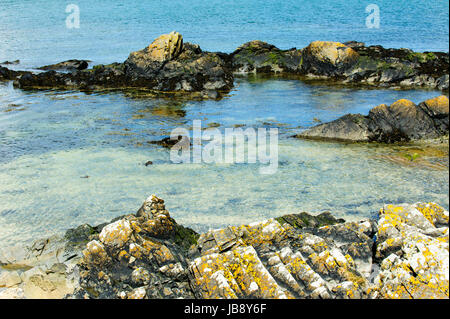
1;195;448;299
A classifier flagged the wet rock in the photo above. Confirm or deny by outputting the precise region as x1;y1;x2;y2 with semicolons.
122;32;233;94
0;66;27;81
418;95;449;134
38;59;90;71
148;135;190;149
297;96;449;143
276;211;345;229
8;37;449;94
0;60;20;65
347;44;449;90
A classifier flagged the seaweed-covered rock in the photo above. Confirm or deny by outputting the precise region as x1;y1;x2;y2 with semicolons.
0;66;27;81
5;37;449;94
297;114;370;142
344;43;449;90
14;32;234;98
38;59;90;71
230;40;448;90
297;96;449;143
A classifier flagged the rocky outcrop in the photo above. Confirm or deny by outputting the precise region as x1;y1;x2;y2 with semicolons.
1;195;448;299
345;42;449;90
126;31;184;68
297;95;449;143
38;59;90;71
2;35;447;95
9;32;233;99
301;41;359;76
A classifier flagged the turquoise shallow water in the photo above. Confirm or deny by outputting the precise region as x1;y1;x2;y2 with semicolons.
0;79;448;246
0;0;449;246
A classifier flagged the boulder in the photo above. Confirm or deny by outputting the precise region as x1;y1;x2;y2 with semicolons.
301;41;359;76
8;38;449;94
297;96;449;143
368;99;439;142
127;31;183;67
1;195;448;299
125;31;183;76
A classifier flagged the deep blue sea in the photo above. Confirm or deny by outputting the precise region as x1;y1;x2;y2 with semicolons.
0;0;448;246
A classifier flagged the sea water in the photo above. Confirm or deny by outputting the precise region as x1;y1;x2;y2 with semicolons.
0;0;448;246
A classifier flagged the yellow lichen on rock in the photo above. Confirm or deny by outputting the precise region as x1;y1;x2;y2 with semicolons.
372;203;449;299
189;246;290;299
99;219;133;248
128;31;183;64
304;41;359;65
423;95;449;115
390;98;416;110
147;31;183;62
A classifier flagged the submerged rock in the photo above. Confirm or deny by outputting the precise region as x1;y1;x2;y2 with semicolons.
126;31;184;70
297;95;449;143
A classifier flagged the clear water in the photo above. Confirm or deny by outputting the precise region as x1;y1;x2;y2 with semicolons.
0;0;449;247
